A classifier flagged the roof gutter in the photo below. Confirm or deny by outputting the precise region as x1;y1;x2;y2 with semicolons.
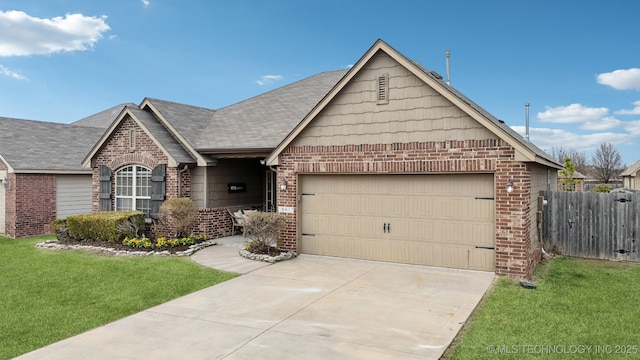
12;169;94;175
196;147;273;158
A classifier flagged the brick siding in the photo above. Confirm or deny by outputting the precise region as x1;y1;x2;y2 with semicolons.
277;139;537;278
4;173;56;238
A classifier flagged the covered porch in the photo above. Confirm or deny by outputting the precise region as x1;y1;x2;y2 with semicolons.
191;157;277;239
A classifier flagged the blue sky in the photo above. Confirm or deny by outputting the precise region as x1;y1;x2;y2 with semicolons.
1;0;639;164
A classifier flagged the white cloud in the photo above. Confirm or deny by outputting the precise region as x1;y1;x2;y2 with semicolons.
0;64;27;80
537;103;609;123
0;10;110;57
256;74;283;86
615;100;640;115
580;116;622;131
623;120;640;135
511;126;633;153
141;0;151;7
596;68;640;91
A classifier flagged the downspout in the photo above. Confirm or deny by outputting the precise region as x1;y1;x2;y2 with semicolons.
178;164;189;198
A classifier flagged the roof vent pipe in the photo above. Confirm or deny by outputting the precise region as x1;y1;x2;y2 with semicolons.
525;103;530;142
445;50;451;85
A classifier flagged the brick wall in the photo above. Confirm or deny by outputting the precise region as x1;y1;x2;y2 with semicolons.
196;204;262;239
277;140;538;279
5;173;57;238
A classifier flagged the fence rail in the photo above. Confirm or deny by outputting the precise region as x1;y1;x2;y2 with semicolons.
542;191;640;262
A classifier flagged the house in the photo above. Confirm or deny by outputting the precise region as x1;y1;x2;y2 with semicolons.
0;116;108;237
3;39;561;278
557;170;586;191
621;160;640;190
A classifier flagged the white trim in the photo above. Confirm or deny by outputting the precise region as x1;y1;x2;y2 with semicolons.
115;165;152;216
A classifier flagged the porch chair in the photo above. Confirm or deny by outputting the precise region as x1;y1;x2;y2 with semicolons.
227;209;246;237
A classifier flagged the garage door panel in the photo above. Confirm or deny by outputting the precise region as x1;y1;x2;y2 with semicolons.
300;174;495;271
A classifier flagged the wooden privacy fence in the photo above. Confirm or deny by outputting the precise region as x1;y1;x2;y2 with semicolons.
542;191;640;262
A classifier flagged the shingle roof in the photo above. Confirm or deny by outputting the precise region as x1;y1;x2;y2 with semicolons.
621;159;640;177
144;99;215;149
0;117;103;172
194;70;347;151
125;106;196;165
72;103;134;129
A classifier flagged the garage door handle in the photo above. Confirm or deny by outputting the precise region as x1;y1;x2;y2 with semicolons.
475;246;495;250
383;223;387;233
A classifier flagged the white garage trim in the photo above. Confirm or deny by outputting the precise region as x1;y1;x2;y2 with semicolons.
299;174;495;271
56;175;92;219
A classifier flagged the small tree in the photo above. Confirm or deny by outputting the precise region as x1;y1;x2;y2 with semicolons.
243;212;286;254
153;198;199;238
549;146;588;174
559;157;577;191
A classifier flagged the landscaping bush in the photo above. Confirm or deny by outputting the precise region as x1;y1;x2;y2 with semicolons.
591;183;613;193
243;212;286;254
66;211;145;243
51;219;72;242
153;198;199;238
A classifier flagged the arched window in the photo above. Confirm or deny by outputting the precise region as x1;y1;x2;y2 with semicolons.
115;165;151;217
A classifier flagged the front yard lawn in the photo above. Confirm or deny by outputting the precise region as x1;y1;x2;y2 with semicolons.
0;235;237;360
446;257;640;359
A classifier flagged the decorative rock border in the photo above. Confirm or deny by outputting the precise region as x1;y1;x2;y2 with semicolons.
36;239;218;257
239;249;297;263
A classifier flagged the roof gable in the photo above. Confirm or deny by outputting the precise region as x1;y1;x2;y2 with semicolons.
267;39;560;168
82;105;196;168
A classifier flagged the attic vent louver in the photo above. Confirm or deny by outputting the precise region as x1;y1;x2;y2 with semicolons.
377;74;389;105
129;129;135;149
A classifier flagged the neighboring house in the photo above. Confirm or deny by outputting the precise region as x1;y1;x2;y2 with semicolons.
621;160;640;190
557;170;586;191
3;39;562;279
0;117;108;237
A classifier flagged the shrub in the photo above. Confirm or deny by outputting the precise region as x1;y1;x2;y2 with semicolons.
591;183;613;193
243;212;286;253
122;234;204;250
153;198;199;238
116;218;142;239
51;219;72;242
66;211;145;243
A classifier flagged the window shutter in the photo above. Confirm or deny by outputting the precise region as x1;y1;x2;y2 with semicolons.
150;164;166;219
98;165;112;211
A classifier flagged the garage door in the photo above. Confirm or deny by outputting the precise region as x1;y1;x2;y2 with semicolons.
56;175;92;219
0;171;5;234
299;174;495;271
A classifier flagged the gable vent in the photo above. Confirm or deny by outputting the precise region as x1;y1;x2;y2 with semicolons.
377;74;389;105
129;129;136;149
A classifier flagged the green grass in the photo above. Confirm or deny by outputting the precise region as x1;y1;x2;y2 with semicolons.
0;235;238;360
447;257;640;359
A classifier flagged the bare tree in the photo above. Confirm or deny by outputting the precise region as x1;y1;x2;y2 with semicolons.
549;146;589;174
591;142;624;183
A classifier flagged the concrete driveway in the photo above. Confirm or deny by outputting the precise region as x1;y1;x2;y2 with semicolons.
18;254;494;359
